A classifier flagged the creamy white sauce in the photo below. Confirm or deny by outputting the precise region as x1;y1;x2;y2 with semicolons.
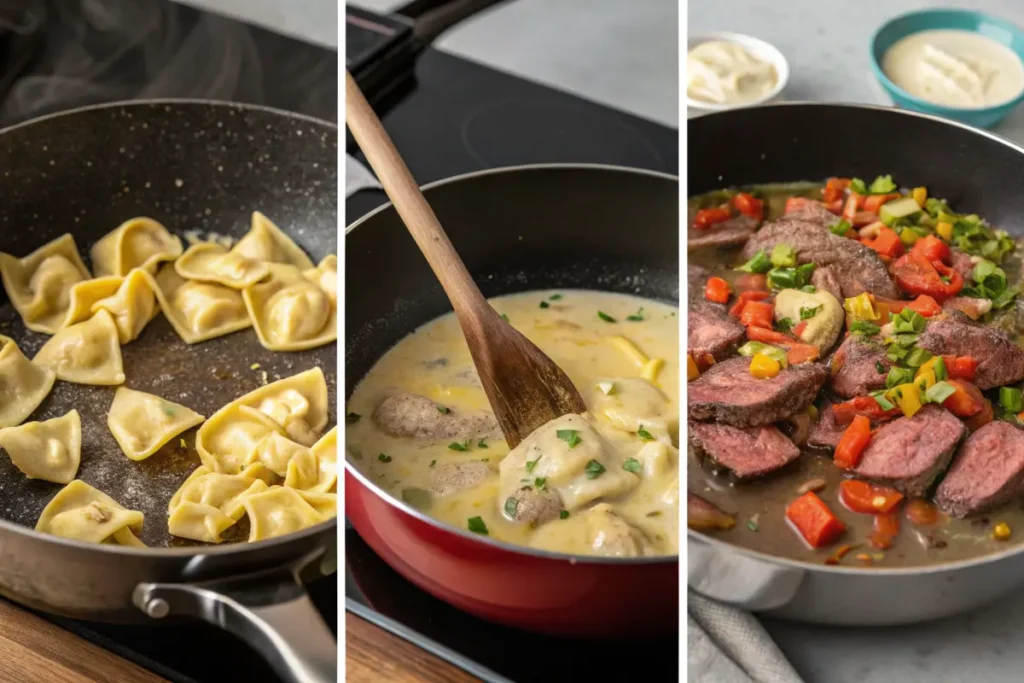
882;29;1024;108
687;40;778;105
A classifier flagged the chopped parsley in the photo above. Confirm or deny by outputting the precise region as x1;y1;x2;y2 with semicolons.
559;510;570;519
467;516;489;534
539;300;550;309
477;439;488;449
429;460;436;468
623;458;642;474
345;412;361;424
525;455;542;473
776;317;794;334
504;497;519;517
448;441;470;452
549;294;563;301
377;453;392;463
597;311;617;323
829;219;852;236
534;477;547;491
626;308;645;321
799;305;822;320
556;429;582;448
436;404;450;414
584;459;606;479
636;426;654;441
500;313;509;322
875;361;886;374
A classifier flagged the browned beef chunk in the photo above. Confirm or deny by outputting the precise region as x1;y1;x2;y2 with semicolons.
741;214;898;298
689;302;745;363
811;265;843;303
807;402;845;450
373;393;501;440
917;313;1024;390
688;357;828;428
688;215;759;250
782;201;839;224
936;421;1024;518
690;422;800;478
852;405;966;497
950;248;975;283
427;461;490;495
688;263;711;303
829;334;892;398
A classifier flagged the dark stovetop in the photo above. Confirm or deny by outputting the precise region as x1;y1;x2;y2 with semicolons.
344;27;679;683
1;2;337;683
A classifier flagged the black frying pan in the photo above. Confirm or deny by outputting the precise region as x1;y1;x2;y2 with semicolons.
0;100;337;682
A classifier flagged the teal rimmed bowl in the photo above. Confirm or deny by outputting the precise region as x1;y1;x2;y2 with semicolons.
870;8;1024;129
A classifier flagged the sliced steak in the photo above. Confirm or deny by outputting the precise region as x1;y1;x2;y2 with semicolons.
782;201;840;225
811;265;843;303
690;422;801;478
689;302;745;362
852;405;966;497
688;357;828;427
829;334;892;398
688;215;758;250
688;263;711;304
373;393;501;441
741;216;898;298
935;421;1024;518
917;313;1024;390
807;402;845;450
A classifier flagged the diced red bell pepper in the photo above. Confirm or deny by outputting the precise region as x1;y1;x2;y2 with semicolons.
964;396;994;432
739;300;774;329
785;196;823;215
792;321;809;338
852;210;879;227
905;294;942;318
731;192;764;221
892;251;964;302
745;325;796;345
944;355;977;381
734;272;768;293
693;207;732;229
861;225;903;259
834;415;872;469
842;194;859;222
862;193;902;214
870;512;901;549
705;276;731;304
832;396;902;426
911;234;951;264
825;199;844;215
942;379;984;417
839;480;904;514
905;499;940;526
728;290;771;318
822;177;850;203
786;491;846;548
786;343;820;365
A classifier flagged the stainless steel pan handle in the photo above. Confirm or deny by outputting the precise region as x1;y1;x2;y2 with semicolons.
132;550;336;683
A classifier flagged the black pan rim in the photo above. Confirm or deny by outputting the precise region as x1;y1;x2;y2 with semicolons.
0;99;338;558
688;101;1024;576
345;163;680;566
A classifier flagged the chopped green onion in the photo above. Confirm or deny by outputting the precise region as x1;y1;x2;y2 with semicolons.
378;453;392;463
926;381;957;405
597;311;616;323
623;458;642;473
584;459;606;479
467;516;489;534
850;320;880;336
904;347;933;368
1000;386;1023;413
933;356;948;381
771;243;797;268
871;391;895;411
886;367;914;388
738;250;773;274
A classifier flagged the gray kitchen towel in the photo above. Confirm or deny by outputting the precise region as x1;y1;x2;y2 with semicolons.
688;592;804;683
346;154;382;197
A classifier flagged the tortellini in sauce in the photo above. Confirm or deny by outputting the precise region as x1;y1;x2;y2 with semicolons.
0;233;91;334
0;409;80;483
231;211;314;271
107;387;205;461
588;377;677;443
167;465;268;543
90;217;182;277
0;336;55;428
33;309;125;385
196;368;329;473
146;264;251;343
243;261;337;351
243;486;327;542
35;479;144;546
175;242;270;289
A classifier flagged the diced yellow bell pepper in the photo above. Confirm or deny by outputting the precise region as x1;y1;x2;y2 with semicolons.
900;229;920;247
918;356;940;377
843;292;880;322
912;186;927;207
914;368;936;393
936;221;953;242
886;382;922;418
687;355;699;381
749;353;781;379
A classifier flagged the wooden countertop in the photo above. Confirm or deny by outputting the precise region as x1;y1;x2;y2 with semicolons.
346;611;480;683
0;600;166;683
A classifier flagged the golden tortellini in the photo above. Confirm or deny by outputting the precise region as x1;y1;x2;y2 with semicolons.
146;264;251;343
0;335;55;428
243;486;328;542
36;479;144;546
196;368;329;473
107;387;205;461
243;262;337;352
175;242;270;289
89;269;159;344
0;233;91;334
90;217;182;277
248;432;317;484
34;309;125;385
231;211;314;271
305;426;337;493
60;276;123;329
0;409;80;483
167;465;268;543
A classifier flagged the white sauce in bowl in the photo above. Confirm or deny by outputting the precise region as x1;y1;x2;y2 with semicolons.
687;40;778;105
882;29;1024;108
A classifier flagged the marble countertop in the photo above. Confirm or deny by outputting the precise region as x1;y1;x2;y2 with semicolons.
692;1;1024;681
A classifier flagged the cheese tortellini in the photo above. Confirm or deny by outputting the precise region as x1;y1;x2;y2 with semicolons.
146;264;251;343
243;260;337;351
167;465;268;543
35;479;144;546
231;211;314;271
89;269;159;344
243;486;328;542
0;336;55;428
175;242;270;289
60;276;123;329
196;368;329;473
0;233;91;333
33;309;125;385
0;409;80;483
90;217;182;277
107;387;205;461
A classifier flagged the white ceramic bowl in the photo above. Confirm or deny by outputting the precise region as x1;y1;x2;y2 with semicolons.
686;32;790;113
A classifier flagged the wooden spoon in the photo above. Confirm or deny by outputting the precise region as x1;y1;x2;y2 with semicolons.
345;71;586;448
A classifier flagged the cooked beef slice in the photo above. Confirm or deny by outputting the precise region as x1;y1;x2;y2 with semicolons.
950;248;975;283
807;402;845;450
936;421;1024;518
811;265;843;303
942;296;991;320
373;393;501;440
782;201;840;224
917;313;1024;390
427;461;491;495
741;216;898;298
829;334;892;398
852;405;966;497
688;263;711;304
689;302;745;362
688;215;759;250
688;357;828;427
507;485;563;526
690;422;801;478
